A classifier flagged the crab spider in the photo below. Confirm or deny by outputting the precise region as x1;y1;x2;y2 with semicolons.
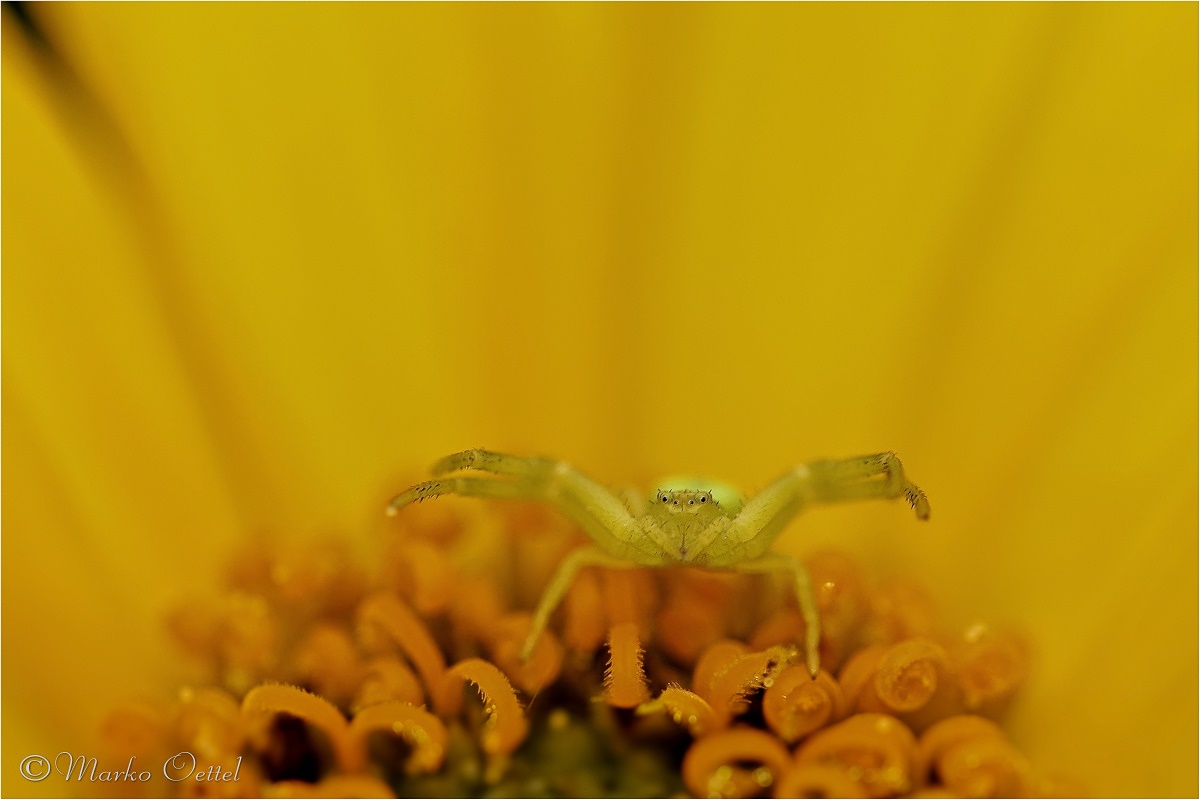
387;449;929;678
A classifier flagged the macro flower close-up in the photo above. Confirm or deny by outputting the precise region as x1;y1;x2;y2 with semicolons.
2;4;1195;799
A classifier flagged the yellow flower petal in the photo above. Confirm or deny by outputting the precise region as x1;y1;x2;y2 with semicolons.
2;4;1194;796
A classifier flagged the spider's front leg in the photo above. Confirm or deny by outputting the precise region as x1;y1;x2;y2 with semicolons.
388;450;667;660
385;450;562;511
716;453;929;553
808;452;931;520
709;452;930;677
389;449;673;562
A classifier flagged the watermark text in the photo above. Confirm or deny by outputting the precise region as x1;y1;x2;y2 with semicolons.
18;751;242;784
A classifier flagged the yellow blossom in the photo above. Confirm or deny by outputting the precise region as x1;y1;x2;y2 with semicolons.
2;3;1195;797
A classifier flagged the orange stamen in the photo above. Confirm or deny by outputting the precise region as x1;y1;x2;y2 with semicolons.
601;568;656;630
488;612;565;695
762;667;846;744
123;487;1060;798
656;571;732;665
356;592;454;713
915;715;1006;783
172;686;244;761
352;656;426;712
604;622;651;707
264;775;395;798
954;624;1029;713
773;762;869;799
807;551;869;669
385;538;456;615
864;581;938;645
447;579;507;648
561;567;606;653
681;726;792;799
289;623;364;708
748;609;807;652
241;684;363;773
838;643;887;711
938;734;1034;797
639;685;720;737
692;640;751;703
217;593;281;694
349;701;448;775
704;648;793;724
873;638;949;713
794;713;919;798
444;658;529;757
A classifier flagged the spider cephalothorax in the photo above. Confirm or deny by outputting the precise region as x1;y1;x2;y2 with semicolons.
389;449;929;677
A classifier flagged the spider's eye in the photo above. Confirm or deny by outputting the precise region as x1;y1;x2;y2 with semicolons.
661;495;669;503
699;495;707;503
673;500;678;505
688;499;694;505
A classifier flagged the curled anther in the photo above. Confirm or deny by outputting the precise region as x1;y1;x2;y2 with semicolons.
351;656;425;713
349;701;448;775
794;713;919;798
873;638;950;713
488;612;564;694
443;658;528;757
264;775;394;798
953;624;1029;714
172;686;244;761
763;667;847;744
640;684;722;737
241;683;363;773
604;622;651;708
682;726;792;799
915;714;1038;797
356;592;454;713
703;647;796;725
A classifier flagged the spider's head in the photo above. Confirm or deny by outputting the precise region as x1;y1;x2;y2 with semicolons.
653;489;717;515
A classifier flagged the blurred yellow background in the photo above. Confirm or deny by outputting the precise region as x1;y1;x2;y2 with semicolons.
2;3;1195;797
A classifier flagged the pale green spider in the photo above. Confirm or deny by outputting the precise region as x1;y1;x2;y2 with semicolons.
387;449;929;678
